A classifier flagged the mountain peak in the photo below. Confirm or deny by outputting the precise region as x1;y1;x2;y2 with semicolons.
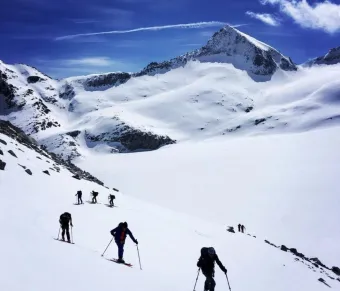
138;25;297;79
305;46;340;67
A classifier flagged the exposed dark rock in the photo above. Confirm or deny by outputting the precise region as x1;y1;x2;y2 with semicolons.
331;266;340;276
280;245;288;252
311;258;329;270
72;174;80;180
37;156;42;160
0;70;17;108
85;72;131;88
245;106;253;113
85;123;175;152
0;120;104;186
265;240;278;247
289;248;305;259
0;149;3;155
25;169;32;175
113;188;119;192
18;164;26;169
254;118;266;125
59;82;75;100
43;170;50;175
8;150;17;158
27;76;45;84
0;159;5;170
66;130;81;138
0;138;7;145
227;226;235;233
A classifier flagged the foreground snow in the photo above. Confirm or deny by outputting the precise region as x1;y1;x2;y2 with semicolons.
1;126;339;290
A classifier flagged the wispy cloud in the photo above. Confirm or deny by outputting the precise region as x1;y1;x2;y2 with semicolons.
62;57;114;67
55;21;228;41
260;0;340;33
246;11;281;26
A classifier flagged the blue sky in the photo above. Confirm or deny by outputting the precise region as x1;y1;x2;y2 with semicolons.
1;0;339;78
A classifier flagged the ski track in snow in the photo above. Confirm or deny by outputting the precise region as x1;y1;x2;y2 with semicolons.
1;126;340;291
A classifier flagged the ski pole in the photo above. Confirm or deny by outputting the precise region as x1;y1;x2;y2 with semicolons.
225;273;231;291
101;238;113;257
136;244;142;270
57;227;61;240
193;268;200;291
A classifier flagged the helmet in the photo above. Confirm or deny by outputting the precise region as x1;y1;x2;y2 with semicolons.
208;247;216;256
123;222;128;228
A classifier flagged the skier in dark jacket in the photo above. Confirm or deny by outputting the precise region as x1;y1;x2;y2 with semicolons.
91;191;99;203
59;212;73;243
108;194;115;207
75;190;83;204
110;222;138;263
238;224;241;232
197;247;227;291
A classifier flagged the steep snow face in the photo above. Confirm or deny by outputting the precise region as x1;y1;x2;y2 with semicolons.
138;26;297;78
1;122;340;291
305;47;340;67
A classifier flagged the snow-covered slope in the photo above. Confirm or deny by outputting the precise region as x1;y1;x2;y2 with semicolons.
1;26;340;160
1;120;340;291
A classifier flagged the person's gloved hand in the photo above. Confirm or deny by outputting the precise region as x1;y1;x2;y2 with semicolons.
135;239;138;245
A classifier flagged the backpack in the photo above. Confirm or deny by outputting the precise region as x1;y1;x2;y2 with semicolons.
110;195;115;199
92;191;98;197
77;190;82;195
60;212;71;224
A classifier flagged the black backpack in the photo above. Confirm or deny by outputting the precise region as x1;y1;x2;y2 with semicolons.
60;212;71;224
77;190;82;195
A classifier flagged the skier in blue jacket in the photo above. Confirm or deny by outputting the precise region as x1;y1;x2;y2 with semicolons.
110;222;138;263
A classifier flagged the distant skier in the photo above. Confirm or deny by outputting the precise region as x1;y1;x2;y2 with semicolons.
110;222;138;263
75;190;83;204
59;212;73;243
238;224;241;232
108;194;115;207
241;225;246;233
197;247;227;291
91;191;99;203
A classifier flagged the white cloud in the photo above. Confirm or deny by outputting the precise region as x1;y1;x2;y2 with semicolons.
62;57;114;67
55;21;229;41
246;11;281;26
260;0;340;33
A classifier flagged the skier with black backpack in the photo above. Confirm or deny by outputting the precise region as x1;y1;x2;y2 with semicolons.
110;222;138;263
75;190;83;204
59;212;73;243
91;191;99;203
108;194;115;207
197;247;227;291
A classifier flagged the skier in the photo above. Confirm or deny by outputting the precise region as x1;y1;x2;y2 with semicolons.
59;212;73;243
75;190;83;204
110;222;138;263
91;191;99;203
108;194;115;207
238;224;241;232
241;225;246;233
197;247;227;291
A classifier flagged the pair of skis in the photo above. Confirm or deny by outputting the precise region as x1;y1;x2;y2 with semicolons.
53;238;132;267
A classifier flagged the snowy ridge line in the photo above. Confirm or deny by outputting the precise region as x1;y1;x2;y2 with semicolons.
227;227;340;281
0;120;105;186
